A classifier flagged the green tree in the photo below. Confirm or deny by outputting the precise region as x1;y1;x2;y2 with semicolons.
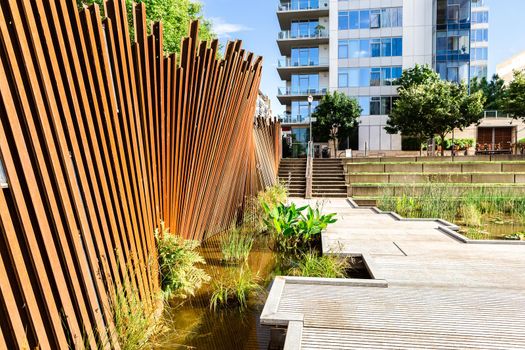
77;0;216;54
505;70;525;119
470;74;507;111
311;91;361;155
386;67;485;156
395;64;441;89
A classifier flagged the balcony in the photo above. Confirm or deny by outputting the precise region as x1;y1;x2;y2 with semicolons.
280;113;313;125
277;57;329;80
277;87;327;104
277;30;329;55
277;1;330;28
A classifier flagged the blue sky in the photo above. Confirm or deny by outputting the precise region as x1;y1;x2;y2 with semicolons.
201;0;525;116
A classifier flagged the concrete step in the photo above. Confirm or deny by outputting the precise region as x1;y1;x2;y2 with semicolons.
346;173;525;184
312;193;347;198
348;184;525;197
344;162;525;174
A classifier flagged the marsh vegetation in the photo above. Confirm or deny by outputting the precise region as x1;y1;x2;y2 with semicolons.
378;184;525;240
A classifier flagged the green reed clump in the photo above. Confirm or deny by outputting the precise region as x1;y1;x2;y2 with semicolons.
209;267;262;311
110;287;165;350
220;224;255;264
378;184;525;224
243;182;289;235
287;251;349;279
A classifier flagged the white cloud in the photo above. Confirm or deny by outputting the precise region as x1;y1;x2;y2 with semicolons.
210;17;252;39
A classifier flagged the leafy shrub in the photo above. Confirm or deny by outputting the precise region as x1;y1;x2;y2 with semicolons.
221;224;254;264
262;203;337;255
288;252;349;278
155;224;210;299
209;268;262;311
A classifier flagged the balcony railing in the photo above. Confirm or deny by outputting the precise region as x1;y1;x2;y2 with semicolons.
483;110;512;119
278;1;328;11
277;87;328;96
278;30;328;40
280;114;312;124
278;57;329;68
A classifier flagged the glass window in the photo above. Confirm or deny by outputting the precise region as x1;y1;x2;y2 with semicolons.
447;67;459;83
381;38;392;57
371;68;381;86
391;66;402;84
381;8;391;28
371;39;381;57
292;127;309;143
370;10;381;29
292;74;319;94
359;96;370;115
392;38;402;56
436;31;447;54
380;67;391;86
339;12;349;30
349;68;359;87
292;100;319;122
359;68;370;87
370;97;381;115
349;40;360;58
359;39;370;58
349;11;360;29
360;10;370;29
381;97;392;115
338;40;349;59
338;68;349;88
447;4;459;22
392;7;403;27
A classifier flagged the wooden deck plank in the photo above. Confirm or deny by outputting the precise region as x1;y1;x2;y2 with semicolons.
262;198;525;349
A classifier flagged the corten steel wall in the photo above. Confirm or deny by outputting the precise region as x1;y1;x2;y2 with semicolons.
0;0;276;348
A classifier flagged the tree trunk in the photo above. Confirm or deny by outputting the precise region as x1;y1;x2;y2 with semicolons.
440;134;446;157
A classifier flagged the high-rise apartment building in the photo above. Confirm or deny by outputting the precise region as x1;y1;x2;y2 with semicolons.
277;0;489;153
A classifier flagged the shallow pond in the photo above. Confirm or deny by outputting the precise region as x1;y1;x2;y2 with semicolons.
458;215;525;240
157;236;282;350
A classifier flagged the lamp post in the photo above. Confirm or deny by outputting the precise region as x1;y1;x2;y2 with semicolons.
308;94;313;154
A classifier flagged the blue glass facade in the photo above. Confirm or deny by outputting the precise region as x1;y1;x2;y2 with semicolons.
435;0;472;83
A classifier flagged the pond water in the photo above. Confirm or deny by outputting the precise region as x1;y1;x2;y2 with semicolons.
157;236;282;350
458;215;525;240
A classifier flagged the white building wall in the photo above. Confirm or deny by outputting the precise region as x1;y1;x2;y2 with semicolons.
336;0;433;151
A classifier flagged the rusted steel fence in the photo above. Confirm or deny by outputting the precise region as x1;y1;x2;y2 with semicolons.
0;0;278;348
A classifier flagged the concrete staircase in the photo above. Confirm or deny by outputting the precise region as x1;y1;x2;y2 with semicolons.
312;159;347;198
343;158;525;204
278;158;306;197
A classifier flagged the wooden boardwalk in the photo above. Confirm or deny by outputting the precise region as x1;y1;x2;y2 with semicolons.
261;198;525;349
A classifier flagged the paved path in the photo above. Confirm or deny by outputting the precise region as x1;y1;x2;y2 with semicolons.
261;198;525;350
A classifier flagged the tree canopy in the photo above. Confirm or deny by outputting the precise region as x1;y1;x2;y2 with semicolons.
505;70;525;119
77;0;216;54
311;91;361;152
386;65;485;155
470;74;507;111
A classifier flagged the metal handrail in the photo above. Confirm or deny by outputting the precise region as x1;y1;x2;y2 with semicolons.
305;141;314;199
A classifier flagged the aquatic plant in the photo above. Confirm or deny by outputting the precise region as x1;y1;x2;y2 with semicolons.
288;252;349;279
209;268;262;311
378;184;525;223
155;223;210;299
110;287;165;350
261;202;337;255
459;202;482;227
220;225;255;264
243;182;289;234
504;232;525;240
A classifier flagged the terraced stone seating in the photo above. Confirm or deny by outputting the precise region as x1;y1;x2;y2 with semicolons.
343;156;525;204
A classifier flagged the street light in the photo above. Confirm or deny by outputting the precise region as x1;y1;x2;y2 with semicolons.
308;95;313;154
